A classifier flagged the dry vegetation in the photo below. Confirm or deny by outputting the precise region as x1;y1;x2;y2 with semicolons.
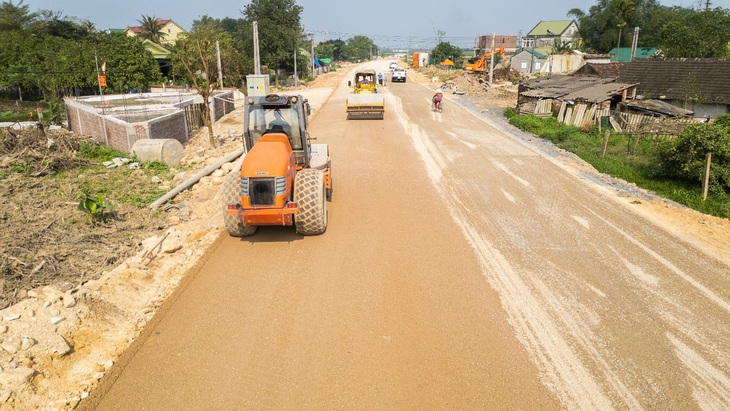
0;127;174;309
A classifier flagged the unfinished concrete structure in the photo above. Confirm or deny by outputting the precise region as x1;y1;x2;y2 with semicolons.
65;90;235;152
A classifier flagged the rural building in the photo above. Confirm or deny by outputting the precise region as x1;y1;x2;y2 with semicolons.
511;49;547;74
124;19;186;47
573;62;627;78
515;57;730;134
619;58;730;117
608;47;663;62
475;34;518;54
522;20;580;51
517;75;643;132
513;20;584;75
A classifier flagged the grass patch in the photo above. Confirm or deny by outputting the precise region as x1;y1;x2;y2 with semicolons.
77;141;128;162
504;109;730;219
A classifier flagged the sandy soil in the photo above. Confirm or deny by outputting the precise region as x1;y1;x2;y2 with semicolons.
0;61;728;410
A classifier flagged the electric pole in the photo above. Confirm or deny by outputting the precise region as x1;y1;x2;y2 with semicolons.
488;32;495;85
630;27;640;62
253;21;261;75
294;46;298;86
216;40;223;89
310;33;315;78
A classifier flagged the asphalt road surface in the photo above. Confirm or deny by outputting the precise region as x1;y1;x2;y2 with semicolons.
88;63;730;410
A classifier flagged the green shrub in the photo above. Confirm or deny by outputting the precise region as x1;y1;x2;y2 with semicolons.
503;111;730;218
0;111;32;122
77;141;127;162
503;107;518;119
658;114;730;193
77;192;116;223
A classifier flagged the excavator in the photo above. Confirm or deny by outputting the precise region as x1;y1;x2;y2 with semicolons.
464;45;505;73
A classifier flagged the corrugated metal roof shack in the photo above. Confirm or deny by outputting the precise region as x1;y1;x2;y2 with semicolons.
517;75;637;128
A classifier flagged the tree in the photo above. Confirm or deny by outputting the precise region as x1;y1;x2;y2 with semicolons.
654;7;730;58
315;39;346;61
0;0;36;31
94;32;162;93
341;35;376;61
569;0;662;53
241;0;305;73
31;10;93;40
430;41;462;66
614;0;637;56
137;15;166;45
191;16;246;87
572;1;729;57
172;17;231;147
659;114;730;193
0;7;161;102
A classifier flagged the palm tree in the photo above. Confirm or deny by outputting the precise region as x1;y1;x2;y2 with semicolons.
137;15;166;45
613;0;636;60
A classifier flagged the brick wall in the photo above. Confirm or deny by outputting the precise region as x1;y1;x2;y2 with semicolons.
64;98;189;152
149;111;188;145
211;91;235;123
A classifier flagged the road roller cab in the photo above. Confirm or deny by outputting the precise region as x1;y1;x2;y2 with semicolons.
223;94;331;236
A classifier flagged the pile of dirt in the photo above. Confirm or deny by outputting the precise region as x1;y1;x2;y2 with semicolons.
412;66;519;109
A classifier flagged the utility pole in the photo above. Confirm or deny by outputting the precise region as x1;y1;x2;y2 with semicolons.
529;37;535;75
253;21;261;75
705;0;712;11
294;46;298;86
216;40;223;89
93;51;105;113
629;27;640;62
310;33;315;78
488;32;495;85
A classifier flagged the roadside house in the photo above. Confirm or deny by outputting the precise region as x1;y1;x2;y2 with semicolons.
515;20;583;75
573;62;627;78
522;20;580;51
517;75;637;128
124;19;186;47
619;58;730;117
124;19;187;79
511;49;547;75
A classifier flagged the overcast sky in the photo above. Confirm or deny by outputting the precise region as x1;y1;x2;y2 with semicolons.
22;0;725;49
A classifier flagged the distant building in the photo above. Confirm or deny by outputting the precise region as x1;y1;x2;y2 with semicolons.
475;35;518;54
608;47;662;62
124;19;186;47
522;20;580;51
511;49;547;74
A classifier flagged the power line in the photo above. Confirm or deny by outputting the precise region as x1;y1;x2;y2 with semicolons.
307;29;477;48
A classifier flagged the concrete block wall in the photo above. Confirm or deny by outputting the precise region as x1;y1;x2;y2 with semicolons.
65;98;189;152
148;111;188;145
211;91;235;123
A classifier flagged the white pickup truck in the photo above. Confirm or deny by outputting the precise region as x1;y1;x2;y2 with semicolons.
391;67;407;83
